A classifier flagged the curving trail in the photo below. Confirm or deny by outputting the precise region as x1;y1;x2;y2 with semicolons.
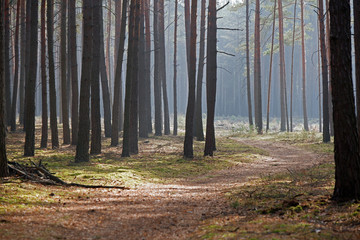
1;139;331;240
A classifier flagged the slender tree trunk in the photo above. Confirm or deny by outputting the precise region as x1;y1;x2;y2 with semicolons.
0;1;9;177
4;0;11;126
159;0;170;135
47;0;59;149
40;0;48;148
204;0;217;156
139;0;148;138
300;0;309;131
90;0;102;155
326;0;334;137
184;0;198;158
254;0;262;134
318;0;330;142
330;0;360;201
19;0;26;126
278;0;286;132
10;0;21;132
246;0;253;127
68;0;79;145
144;0;152;134
75;0;94;162
266;0;276;132
290;0;297;132
318;25;322;133
99;4;112;138
173;0;178;136
354;0;360;146
60;0;70;144
184;0;191;70
111;0;128;146
106;0;112;101
122;0;140;157
153;0;162;136
24;0;38;156
195;0;206;141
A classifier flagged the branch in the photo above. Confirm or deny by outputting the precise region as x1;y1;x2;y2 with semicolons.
218;51;235;57
217;1;230;12
217;27;242;31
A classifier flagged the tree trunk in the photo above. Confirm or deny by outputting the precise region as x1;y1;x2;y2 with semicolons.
0;1;9;177
173;0;178;136
106;0;112;102
195;0;206;141
24;0;38;156
10;0;21;132
144;0;152;134
204;0;217;156
4;0;11;126
47;0;59;149
75;0;94;162
68;0;79;145
326;0;334;137
330;0;360;201
354;0;360;146
122;0;140;157
290;0;297;132
90;0;102;155
19;0;26;126
318;0;330;143
60;0;70;144
111;0;128;146
278;0;286;132
159;0;170;135
300;0;309;131
153;0;162;136
266;0;276;132
40;0;48;148
246;0;253;127
254;0;262;134
99;4;112;138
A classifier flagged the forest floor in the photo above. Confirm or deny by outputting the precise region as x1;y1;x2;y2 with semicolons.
1;123;360;239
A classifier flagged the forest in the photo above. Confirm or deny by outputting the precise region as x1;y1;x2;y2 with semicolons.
1;0;360;239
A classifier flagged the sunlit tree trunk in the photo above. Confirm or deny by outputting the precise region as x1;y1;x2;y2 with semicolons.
0;1;9;177
40;0;48;148
24;0;38;156
318;0;330;142
278;0;287;132
300;0;308;131
330;0;360;201
254;0;262;134
10;0;21;132
75;0;94;162
204;0;217;156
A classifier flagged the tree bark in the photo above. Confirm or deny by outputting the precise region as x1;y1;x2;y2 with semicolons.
354;0;360;146
111;0;128;146
254;0;262;134
278;0;286;132
300;0;309;131
144;0;152;134
246;0;253;128
90;0;102;155
194;0;206;141
318;0;330;142
330;0;360;201
24;0;38;156
0;1;9;177
204;0;217;156
4;0;12;126
10;0;21;132
19;0;26;126
173;0;178;136
47;0;59;149
40;0;48;148
99;4;112;138
75;0;94;162
60;0;70;144
290;0;296;132
68;0;79;145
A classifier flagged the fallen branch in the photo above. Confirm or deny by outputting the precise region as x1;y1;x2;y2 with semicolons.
8;161;129;190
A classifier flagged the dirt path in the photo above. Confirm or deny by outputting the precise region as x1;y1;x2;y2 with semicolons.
1;139;331;240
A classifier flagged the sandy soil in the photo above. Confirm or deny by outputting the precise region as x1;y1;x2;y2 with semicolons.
0;138;331;240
